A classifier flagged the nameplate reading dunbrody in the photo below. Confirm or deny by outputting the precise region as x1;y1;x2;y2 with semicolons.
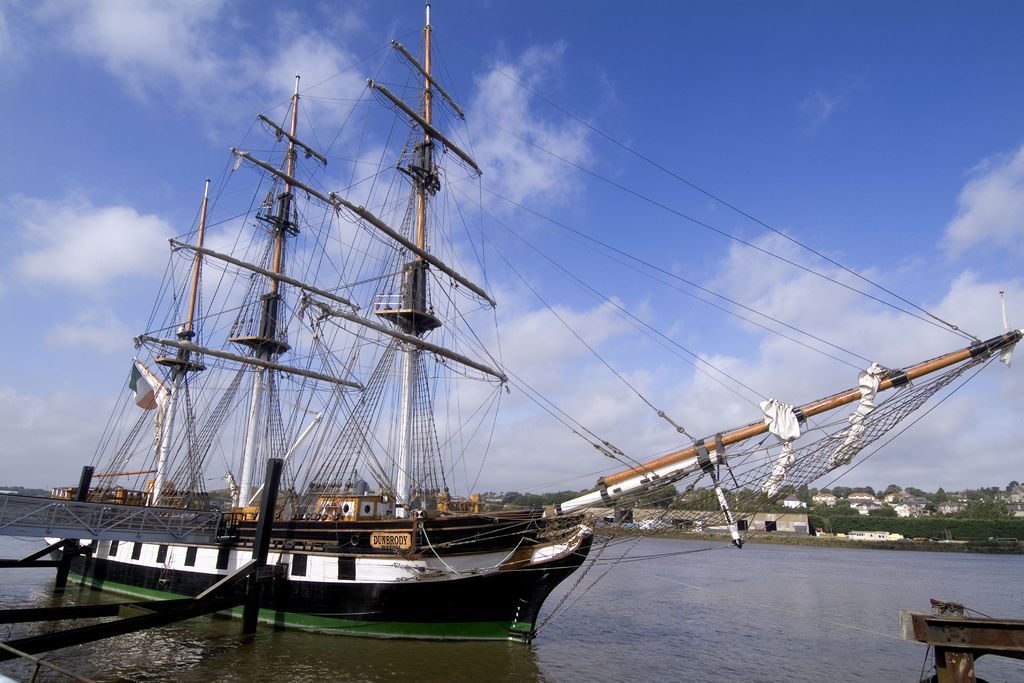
370;531;413;550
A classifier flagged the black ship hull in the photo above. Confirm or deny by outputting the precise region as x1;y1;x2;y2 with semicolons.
65;513;593;641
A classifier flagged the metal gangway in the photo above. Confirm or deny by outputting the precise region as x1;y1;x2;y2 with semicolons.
0;493;223;545
0;460;285;670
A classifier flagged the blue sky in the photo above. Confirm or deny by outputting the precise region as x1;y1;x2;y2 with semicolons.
1;1;1023;494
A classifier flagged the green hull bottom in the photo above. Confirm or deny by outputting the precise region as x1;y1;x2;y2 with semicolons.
69;573;533;641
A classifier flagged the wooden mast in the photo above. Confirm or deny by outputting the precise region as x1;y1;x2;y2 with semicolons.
183;180;210;337
270;76;300;297
395;5;434;518
416;4;432;254
151;180;211;505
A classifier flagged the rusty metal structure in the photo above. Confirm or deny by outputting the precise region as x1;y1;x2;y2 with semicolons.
899;599;1024;683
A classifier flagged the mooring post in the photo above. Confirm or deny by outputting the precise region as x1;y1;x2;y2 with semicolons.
53;466;96;590
75;466;95;502
53;541;74;590
242;458;282;635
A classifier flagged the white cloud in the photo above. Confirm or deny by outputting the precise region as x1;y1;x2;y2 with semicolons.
0;3;36;74
34;1;363;132
468;43;592;206
799;88;845;132
931;270;1022;337
497;299;629;392
943;144;1024;256
44;308;134;354
0;386;114;488
13;195;171;288
260;33;365;124
0;3;17;68
709;233;899;368
43;0;229;100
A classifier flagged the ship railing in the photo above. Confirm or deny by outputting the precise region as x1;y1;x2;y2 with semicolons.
0;494;223;545
373;293;403;312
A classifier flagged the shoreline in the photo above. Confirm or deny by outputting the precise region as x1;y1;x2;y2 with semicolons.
598;527;1024;554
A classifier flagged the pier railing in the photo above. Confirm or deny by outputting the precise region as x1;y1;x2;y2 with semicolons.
0;494;222;544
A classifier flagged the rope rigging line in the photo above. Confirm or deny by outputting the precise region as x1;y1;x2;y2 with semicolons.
482;219;695;439
498;363;647;473
534;534;618;635
477;185;871;371
468;189;776;405
474;59;976;342
493;123;974;346
475;241;669;472
583;540;737;565
291;340;400;516
467;388;502;494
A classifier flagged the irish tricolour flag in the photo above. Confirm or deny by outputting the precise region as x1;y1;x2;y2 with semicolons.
128;359;166;410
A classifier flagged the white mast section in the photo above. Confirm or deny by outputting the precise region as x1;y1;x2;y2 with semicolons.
245;411;323;507
152;180;210;506
238;366;266;506
395;343;417;517
237;75;302;507
151;375;180;505
555;449;721;516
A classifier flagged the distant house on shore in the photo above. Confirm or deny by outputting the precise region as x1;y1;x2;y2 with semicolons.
893;502;922;518
883;491;906;504
1008;486;1024;504
847;492;878;504
891;496;928;518
938;501;963;515
1006;502;1024;518
812;492;836;507
847;492;881;516
782;495;806;509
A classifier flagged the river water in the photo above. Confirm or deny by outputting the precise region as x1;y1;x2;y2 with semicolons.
1;534;1021;682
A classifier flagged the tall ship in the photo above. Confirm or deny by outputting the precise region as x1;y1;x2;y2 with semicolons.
22;6;1020;643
